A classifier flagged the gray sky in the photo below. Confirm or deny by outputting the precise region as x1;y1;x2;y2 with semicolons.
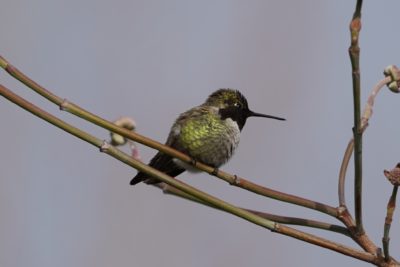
1;1;400;267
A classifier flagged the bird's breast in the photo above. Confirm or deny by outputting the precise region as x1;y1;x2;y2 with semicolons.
177;116;240;168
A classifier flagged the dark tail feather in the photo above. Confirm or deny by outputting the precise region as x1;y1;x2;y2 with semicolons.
130;167;185;185
130;172;146;185
129;152;185;185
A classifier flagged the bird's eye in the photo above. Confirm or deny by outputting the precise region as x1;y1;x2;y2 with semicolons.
233;102;241;108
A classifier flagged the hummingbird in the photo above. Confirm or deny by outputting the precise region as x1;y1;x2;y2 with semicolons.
130;88;285;185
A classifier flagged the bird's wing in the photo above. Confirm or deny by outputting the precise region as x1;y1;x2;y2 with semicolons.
171;106;228;166
130;121;187;185
129;151;185;185
130;106;216;185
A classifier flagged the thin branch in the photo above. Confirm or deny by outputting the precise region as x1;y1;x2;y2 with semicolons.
275;225;378;265
225;176;337;217
248;210;350;236
157;183;350;236
383;186;398;262
338;140;354;206
2;54;383;257
338;77;391;207
0;83;378;264
0;84;274;227
382;163;400;263
337;76;392;256
353;0;362;19
360;77;391;129
349;0;364;235
0;55;338;218
0;56;61;104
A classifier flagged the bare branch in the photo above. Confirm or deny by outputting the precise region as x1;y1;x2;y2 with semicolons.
157;183;350;236
0;55;338;218
0;83;377;264
383;186;398;262
348;0;364;235
339;76;391;207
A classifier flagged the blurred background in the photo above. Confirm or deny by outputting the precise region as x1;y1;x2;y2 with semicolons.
1;1;400;266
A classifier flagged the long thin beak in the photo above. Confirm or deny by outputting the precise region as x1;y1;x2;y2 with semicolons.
247;110;285;121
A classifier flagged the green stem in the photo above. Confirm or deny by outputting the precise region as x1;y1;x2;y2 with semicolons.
1;56;62;105
338;140;354;206
339;77;390;208
158;184;350;236
0;55;338;218
383;186;398;262
245;210;349;236
230;177;337;217
0;83;377;264
349;0;364;235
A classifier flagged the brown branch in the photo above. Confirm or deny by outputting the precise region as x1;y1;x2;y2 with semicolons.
0;55;338;218
349;0;364;235
338;140;354;206
157;183;350;236
0;83;380;264
383;186;398;262
337;206;378;255
276;225;378;265
338;76;391;207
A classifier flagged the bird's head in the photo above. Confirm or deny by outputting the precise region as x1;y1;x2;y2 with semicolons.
204;88;285;130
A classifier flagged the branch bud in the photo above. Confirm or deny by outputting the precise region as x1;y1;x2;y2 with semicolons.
110;117;136;146
383;65;400;93
384;163;400;186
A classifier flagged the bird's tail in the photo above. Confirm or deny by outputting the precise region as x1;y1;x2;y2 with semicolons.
130;172;147;185
129;152;185;185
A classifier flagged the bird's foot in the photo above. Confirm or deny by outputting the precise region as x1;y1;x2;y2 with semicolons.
190;158;197;167
211;168;219;176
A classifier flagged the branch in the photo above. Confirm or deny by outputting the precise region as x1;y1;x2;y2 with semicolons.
0;83;377;264
338;76;391;207
0;55;338;218
338;139;354;206
336;74;397;256
156;183;350;236
383;164;400;262
1;54;387;262
383;186;398;262
349;0;364;235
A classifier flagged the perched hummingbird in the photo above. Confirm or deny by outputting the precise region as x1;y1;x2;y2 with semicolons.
130;88;285;185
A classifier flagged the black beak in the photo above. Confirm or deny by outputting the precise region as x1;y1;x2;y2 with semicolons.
246;110;285;121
